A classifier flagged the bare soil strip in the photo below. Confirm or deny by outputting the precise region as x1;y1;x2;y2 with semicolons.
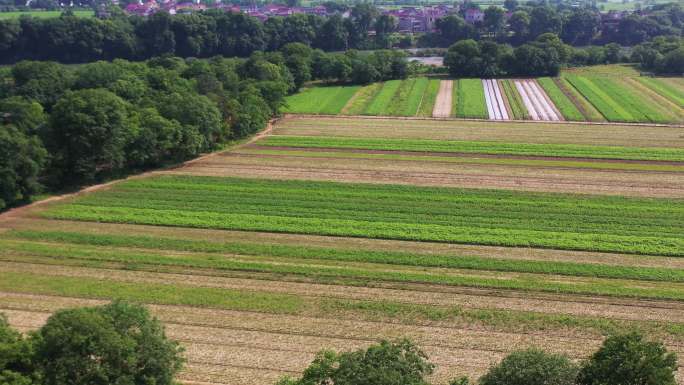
173;154;684;197
432;80;453;118
5;298;684;384
5;261;684;324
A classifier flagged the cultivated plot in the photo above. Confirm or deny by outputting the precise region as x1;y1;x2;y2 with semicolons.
2;114;684;385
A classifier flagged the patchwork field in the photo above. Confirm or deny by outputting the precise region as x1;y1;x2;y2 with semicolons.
284;72;684;124
1;115;684;384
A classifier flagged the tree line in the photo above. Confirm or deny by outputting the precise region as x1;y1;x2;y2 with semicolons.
444;34;684;77
0;2;682;65
0;47;409;210
279;333;677;385
422;2;682;48
1;301;677;385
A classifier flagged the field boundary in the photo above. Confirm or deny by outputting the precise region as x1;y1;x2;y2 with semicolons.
282;113;684;128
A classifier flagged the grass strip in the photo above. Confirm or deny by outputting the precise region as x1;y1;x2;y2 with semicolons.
6;232;684;283
260;135;684;162
3;270;684;339
363;80;402;115
0;270;304;313
387;78;418;116
240;148;684;172
456;79;488;119
500;80;528;120
342;83;383;115
417;79;441;117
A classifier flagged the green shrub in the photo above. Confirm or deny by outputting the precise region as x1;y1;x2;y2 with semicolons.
479;348;579;385
577;332;678;385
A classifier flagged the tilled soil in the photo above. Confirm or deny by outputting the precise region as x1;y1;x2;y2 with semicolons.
171;154;684;197
4;261;684;324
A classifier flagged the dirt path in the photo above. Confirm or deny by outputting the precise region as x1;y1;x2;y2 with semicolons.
432;80;453;118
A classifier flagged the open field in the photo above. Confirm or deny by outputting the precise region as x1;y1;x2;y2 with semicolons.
284;68;683;124
0;10;94;18
1;114;684;384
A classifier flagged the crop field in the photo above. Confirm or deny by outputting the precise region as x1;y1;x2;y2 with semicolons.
2;114;684;384
284;69;683;123
454;79;488;119
0;10;94;18
282;85;360;114
285;78;439;117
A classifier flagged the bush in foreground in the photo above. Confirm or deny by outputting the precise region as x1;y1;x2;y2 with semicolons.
577;332;678;385
0;301;184;385
479;348;579;385
277;339;434;385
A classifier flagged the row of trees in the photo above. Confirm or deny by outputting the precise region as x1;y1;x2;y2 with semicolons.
0;2;682;64
0;48;411;210
279;333;678;385
631;36;684;74
423;2;682;48
443;33;627;77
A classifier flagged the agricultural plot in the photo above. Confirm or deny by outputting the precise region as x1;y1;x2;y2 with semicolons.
454;79;488;119
482;79;509;120
499;80;528;120
637;77;684;108
564;75;683;124
514;79;562;121
538;78;584;122
2;114;684;385
283;85;360;114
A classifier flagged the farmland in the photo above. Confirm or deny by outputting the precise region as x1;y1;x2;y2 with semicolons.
1;114;684;384
283;70;684;124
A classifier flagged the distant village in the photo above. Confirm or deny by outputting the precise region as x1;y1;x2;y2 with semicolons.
124;0;631;34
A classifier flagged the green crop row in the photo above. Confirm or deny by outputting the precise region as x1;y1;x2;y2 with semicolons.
400;77;430;116
387;78;418;116
260;135;684;162
500;80;528;120
363;80;402;115
282;86;360;114
589;77;671;123
7;231;684;283
240;148;684;172
564;75;632;122
537;78;585;121
4;269;684;338
342;83;382;115
417;79;441;117
42;175;684;256
3;240;684;301
556;77;605;122
455;79;487;119
637;77;684;108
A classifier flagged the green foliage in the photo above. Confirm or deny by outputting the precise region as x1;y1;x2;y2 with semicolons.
417;79;440;117
42;175;684;257
577;332;678;385
283;86;360;115
537;77;584;121
363;80;402;115
0;314;36;385
479;349;579;385
0;123;47;209
455;79;487;119
499;80;528;120
34;301;184;385
281;339;434;385
259;136;684;162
